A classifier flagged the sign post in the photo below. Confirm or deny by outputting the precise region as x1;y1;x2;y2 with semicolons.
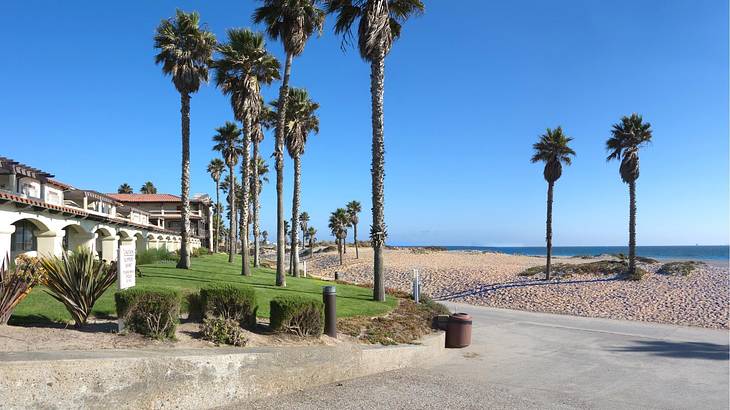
117;244;136;332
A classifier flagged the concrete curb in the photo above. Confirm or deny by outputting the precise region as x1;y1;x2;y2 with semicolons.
0;332;445;409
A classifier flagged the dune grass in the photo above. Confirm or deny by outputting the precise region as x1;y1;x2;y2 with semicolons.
11;253;395;325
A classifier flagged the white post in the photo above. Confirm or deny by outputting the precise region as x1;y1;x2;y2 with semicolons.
303;261;307;278
412;269;420;304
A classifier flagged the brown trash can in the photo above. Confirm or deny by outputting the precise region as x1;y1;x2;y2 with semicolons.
445;313;472;348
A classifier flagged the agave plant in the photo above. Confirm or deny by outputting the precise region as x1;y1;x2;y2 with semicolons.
0;255;46;324
40;248;117;327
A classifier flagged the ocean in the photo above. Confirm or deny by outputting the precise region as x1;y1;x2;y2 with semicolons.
439;245;729;263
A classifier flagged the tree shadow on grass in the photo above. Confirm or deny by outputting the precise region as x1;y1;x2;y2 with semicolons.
610;340;730;361
435;277;620;301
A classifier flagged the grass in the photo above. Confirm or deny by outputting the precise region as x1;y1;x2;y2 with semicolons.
10;253;396;326
519;260;628;277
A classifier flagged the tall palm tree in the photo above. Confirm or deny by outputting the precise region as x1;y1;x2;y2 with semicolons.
346;200;362;259
531;127;575;280
253;0;325;287
212;122;243;263
117;183;133;194
284;220;291;246
606;113;653;278
305;226;317;259
271;88;319;277
140;181;157;194
215;28;280;276
207;158;226;253
154;9;216;269
329;208;349;265
326;0;424;301
250;154;270;267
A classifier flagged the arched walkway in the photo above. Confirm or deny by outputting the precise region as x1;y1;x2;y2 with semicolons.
10;218;56;259
94;227;117;262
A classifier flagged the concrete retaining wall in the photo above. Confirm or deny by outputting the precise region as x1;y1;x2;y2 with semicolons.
0;332;444;409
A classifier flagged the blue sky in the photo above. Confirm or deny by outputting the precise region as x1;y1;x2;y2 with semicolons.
1;0;727;246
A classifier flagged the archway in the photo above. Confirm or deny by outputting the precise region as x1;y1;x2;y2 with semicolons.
134;233;146;254
62;224;93;254
94;227;117;262
10;218;54;259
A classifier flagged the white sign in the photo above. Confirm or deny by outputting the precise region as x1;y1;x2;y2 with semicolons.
118;246;136;290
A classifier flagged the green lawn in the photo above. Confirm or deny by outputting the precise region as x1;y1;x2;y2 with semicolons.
11;253;396;325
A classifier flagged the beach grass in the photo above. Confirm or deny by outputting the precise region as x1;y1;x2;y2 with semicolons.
11;253;396;325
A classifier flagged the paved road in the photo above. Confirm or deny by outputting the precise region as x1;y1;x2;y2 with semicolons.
247;303;729;410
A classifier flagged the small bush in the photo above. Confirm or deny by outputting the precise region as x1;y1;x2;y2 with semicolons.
626;267;649;281
40;248;117;327
115;287;181;339
421;295;451;316
657;261;705;276
191;247;210;258
136;248;176;265
199;284;257;328
520;260;627;277
269;295;324;337
200;317;247;346
0;255;46;324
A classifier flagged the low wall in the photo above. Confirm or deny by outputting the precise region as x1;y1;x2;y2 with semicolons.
0;332;444;409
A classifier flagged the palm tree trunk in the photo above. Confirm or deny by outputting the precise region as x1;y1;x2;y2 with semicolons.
290;156;301;277
241;121;251;276
629;180;636;275
253;140;261;268
370;48;386;302
177;92;191;269
545;181;554;280
275;52;293;287
354;223;359;259
228;163;236;263
338;238;343;265
214;180;220;253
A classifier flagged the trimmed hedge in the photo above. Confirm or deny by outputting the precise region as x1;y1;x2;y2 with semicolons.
115;287;181;339
269;295;324;337
199;284;257;329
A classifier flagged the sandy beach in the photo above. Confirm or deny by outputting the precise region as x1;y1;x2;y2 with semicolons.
305;247;729;329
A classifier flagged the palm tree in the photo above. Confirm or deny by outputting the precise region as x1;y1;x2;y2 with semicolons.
154;10;216;269
117;183;133;194
140;181;157;194
606;113;653;278
207;158;226;253
531;127;575;280
215;28;280;276
306;226;317;259
250;155;270;267
299;211;310;255
326;0;424;301
270;88;319;277
346;200;362;259
329;208;349;265
212;122;243;263
253;0;325;287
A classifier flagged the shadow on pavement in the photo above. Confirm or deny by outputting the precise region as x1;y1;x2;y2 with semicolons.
611;340;730;361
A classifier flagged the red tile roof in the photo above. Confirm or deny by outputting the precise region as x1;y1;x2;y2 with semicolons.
0;191;87;217
107;193;182;202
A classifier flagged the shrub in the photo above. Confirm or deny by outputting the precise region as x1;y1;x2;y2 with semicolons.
200;317;247;346
40;248;117;327
115;287;181;339
136;248;176;265
269;295;324;337
626;267;649;281
199;284;257;328
191;247;210;258
657;261;705;276
519;260;627;277
0;255;46;324
421;295;451;316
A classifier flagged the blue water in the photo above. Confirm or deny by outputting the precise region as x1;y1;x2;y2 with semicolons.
439;245;729;262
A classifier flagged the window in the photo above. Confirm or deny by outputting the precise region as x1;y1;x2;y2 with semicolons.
11;221;37;252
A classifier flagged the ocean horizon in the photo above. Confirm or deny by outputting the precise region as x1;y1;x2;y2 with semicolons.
394;245;729;262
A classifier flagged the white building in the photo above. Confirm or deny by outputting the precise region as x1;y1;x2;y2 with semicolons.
0;156;201;262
